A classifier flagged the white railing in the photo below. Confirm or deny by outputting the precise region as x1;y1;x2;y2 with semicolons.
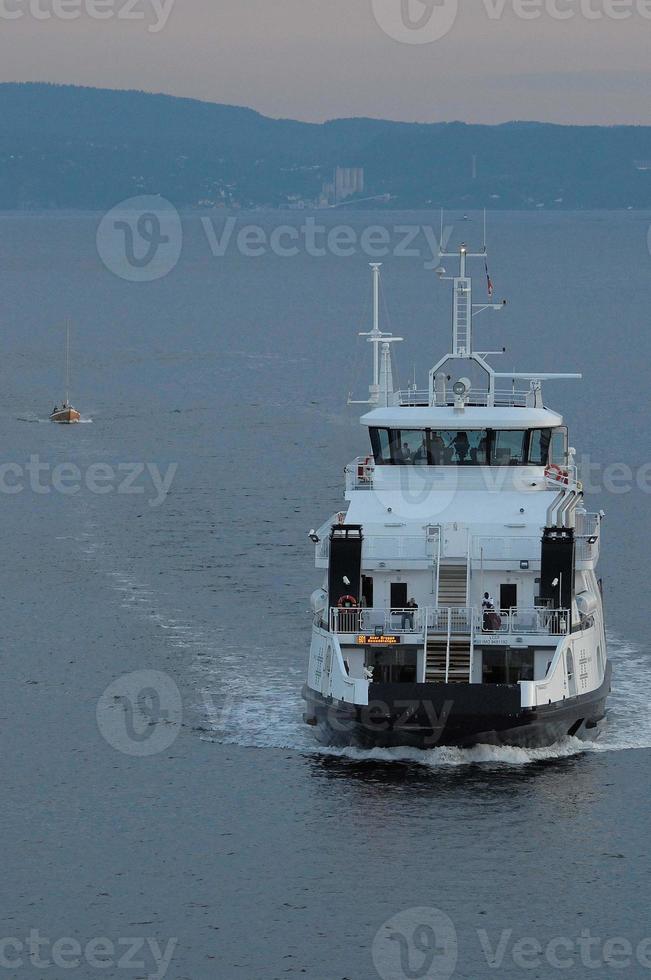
330;605;571;639
575;512;601;563
476;607;571;636
423;607;474;634
396;389;430;406
330;607;422;636
395;388;532;408
330;606;476;637
576;512;600;536
575;536;600;563
345;457;375;491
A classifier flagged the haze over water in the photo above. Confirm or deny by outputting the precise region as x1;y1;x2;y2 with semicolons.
2;209;651;978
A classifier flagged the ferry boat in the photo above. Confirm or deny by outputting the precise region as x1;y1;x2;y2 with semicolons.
302;243;611;749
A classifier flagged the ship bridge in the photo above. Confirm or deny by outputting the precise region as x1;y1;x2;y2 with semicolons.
360;406;566;469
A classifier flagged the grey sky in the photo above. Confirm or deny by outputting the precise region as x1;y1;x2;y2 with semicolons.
1;0;650;123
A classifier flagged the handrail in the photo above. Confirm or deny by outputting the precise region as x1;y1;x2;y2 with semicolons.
345;457;375;491
329;605;569;638
574;511;601;563
395;388;532;408
476;607;571;636
330;606;423;635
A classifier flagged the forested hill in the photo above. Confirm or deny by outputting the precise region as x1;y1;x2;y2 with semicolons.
1;82;651;209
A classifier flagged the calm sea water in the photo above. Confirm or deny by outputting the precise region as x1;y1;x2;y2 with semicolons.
1;210;651;979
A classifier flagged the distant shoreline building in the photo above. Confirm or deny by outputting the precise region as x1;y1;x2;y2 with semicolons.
320;166;365;206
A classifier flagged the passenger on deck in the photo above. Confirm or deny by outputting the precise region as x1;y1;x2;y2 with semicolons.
482;592;499;631
402;598;418;630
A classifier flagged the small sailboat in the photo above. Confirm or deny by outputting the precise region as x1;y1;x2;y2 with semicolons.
50;323;81;424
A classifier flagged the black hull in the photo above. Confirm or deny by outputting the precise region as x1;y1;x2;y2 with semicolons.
302;663;612;750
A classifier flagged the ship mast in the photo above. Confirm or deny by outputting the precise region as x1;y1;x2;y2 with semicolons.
349;263;402;407
431;239;581;407
437;243;505;360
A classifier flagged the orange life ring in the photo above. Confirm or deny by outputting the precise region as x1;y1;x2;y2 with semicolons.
357;456;373;480
338;595;359;608
545;464;569;485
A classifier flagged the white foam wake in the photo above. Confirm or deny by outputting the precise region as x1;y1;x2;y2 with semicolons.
198;629;651;768
596;630;651;753
74;523;651;770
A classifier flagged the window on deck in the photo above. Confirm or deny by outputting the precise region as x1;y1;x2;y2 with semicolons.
433;430;489;465
370;428;392;464
528;429;553;466
369;427;564;466
550;427;569;467
492;430;527;466
393;430;430;465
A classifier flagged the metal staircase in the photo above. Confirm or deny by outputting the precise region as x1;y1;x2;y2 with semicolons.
425;638;472;683
424;565;471;683
438;565;468;606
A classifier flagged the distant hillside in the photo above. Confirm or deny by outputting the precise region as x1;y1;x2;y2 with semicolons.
1;82;651;209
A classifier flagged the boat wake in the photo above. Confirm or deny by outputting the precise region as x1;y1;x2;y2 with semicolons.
16;415;93;423
72;517;650;769
197;629;651;768
597;631;651;753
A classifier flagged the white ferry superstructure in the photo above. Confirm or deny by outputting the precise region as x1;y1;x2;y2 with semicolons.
302;243;611;749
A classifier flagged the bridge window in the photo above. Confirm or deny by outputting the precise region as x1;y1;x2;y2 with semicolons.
550;427;569;466
393;430;430;465
370;428;392;464
528;429;553;466
432;430;488;465
369;427;563;466
492;430;527;466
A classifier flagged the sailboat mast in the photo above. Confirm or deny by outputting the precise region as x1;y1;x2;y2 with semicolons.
65;322;70;404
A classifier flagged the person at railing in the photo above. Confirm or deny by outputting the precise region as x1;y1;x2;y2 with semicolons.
401;598;418;630
482;592;495;612
482;592;501;631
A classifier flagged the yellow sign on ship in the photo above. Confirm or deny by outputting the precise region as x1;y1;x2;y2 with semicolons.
356;635;398;646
